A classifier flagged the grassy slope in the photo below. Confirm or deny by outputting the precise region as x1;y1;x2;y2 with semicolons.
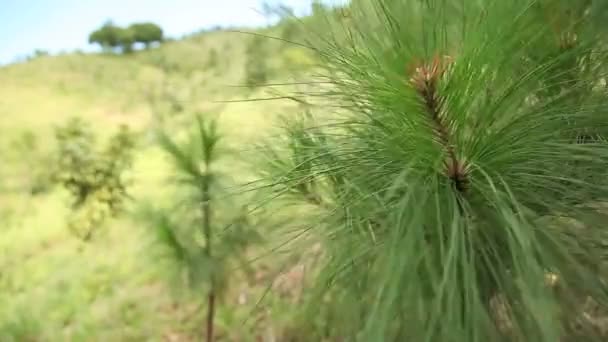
0;26;314;341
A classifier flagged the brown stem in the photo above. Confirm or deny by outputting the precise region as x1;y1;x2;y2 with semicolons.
418;76;468;194
206;291;216;342
420;79;456;159
201;162;214;341
411;56;474;334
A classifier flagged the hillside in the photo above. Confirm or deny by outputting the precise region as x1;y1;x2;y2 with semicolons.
0;24;318;341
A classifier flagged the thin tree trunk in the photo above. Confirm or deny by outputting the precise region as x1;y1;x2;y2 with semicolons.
202;169;214;342
206;291;216;342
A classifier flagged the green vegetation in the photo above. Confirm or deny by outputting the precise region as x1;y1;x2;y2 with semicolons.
4;0;608;341
129;22;164;48
53;118;136;240
88;21;123;52
89;21;163;54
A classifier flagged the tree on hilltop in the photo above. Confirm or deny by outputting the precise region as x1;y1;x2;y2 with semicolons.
89;21;163;54
88;21;121;52
116;27;135;54
129;22;163;48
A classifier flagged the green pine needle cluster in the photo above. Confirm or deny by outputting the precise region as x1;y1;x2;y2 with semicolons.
257;0;608;341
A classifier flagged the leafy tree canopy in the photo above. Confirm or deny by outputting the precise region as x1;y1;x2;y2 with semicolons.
88;21;164;53
129;22;163;47
88;21;122;49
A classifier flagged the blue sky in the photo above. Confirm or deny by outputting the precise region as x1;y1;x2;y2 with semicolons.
0;0;313;64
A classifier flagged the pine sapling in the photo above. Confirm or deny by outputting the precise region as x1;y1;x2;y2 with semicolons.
154;114;262;341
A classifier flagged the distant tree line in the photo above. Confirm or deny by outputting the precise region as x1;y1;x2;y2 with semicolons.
89;21;164;54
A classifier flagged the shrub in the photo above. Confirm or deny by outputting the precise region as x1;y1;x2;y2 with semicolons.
258;0;608;341
53;118;136;240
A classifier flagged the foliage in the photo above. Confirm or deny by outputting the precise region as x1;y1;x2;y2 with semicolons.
89;21;163;54
258;0;608;341
129;22;164;48
151;114;262;341
88;21;122;51
116;28;136;54
53;117;136;240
